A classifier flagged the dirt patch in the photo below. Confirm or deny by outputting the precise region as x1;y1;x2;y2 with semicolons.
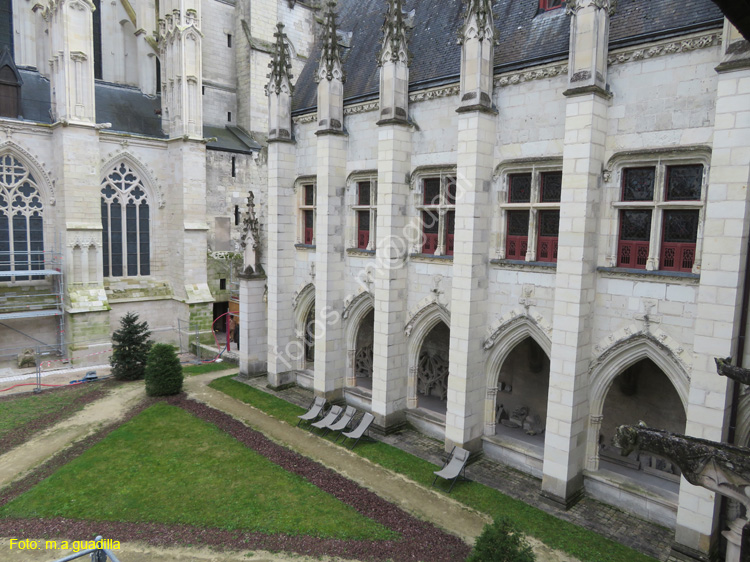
0;381;144;489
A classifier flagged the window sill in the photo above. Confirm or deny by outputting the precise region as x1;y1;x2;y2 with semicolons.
409;253;453;264
597;267;700;284
346;248;376;257
490;259;557;272
294;243;316;251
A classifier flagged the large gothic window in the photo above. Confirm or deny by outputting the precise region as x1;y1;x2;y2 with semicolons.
0;155;44;280
101;163;150;277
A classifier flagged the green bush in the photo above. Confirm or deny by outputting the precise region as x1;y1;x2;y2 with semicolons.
468;518;536;562
145;344;184;397
111;312;152;381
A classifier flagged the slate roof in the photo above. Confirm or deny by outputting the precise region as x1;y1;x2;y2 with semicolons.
292;0;724;114
17;69;166;137
95;81;165;138
205;124;262;153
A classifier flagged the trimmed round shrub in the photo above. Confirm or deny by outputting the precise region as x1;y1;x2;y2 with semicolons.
144;343;183;397
467;518;536;562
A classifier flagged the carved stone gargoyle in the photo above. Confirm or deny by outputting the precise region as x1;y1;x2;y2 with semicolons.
614;423;750;562
716;357;750;386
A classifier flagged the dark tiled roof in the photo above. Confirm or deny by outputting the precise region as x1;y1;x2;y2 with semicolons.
95;81;165;138
292;0;723;114
19;69;52;124
205;125;261;153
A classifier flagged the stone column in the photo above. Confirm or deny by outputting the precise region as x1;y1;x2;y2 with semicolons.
445;0;496;452
540;0;613;509
674;20;750;560
265;24;298;388
313;2;347;398
239;273;267;375
370;0;412;432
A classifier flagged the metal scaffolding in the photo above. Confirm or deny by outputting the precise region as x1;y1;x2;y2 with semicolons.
0;242;66;361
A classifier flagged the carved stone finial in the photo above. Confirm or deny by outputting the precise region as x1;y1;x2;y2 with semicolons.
379;0;411;66
458;0;494;45
566;0;617;16
266;23;294;97
316;1;345;84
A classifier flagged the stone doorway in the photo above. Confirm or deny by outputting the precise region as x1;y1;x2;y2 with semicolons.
416;322;450;414
493;337;549;441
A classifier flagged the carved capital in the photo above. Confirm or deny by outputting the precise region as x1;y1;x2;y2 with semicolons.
566;0;616;16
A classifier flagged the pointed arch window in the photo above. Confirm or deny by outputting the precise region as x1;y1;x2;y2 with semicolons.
0;155;44;279
101;163;150;277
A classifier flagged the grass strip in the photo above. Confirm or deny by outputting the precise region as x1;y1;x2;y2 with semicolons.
182;361;239;376
0;402;396;541
209;375;658;562
0;382;112;454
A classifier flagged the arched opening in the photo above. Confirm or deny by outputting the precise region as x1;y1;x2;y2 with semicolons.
494;337;549;442
416;321;450;414
303;305;315;367
600;358;686;487
354;309;374;390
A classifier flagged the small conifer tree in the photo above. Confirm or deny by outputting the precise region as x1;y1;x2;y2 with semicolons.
110;312;152;381
145;343;183;396
467;518;536;562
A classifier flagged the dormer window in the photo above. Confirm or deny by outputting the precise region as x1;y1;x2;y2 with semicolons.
0;47;22;119
540;0;563;11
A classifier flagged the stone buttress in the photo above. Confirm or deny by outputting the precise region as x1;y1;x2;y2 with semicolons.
371;0;412;432
265;23;298;387
540;0;614;509
445;0;497;452
313;1;348;398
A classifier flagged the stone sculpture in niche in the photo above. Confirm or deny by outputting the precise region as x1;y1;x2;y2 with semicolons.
501;406;529;429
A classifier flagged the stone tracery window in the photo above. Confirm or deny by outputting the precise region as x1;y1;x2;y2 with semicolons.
0;155;44;280
101;163;150;277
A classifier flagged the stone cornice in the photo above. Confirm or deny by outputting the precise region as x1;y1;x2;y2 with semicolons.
607;30;722;67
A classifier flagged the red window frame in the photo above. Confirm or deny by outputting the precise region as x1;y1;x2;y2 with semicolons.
357;210;370;250
539;0;563;12
422;210;439;255
537;210;559;263
445;210;455;256
303;210;314;245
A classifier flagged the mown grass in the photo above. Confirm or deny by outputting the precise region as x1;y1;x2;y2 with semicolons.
182;361;239;376
209;375;658;562
0;383;105;441
0;402;396;541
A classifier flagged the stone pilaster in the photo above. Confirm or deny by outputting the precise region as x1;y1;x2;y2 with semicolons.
377;0;410;125
37;0;96;124
445;0;497;452
135;0;158;96
313;1;347;398
265;27;298;387
158;0;203;139
674;20;750;559
541;0;613;509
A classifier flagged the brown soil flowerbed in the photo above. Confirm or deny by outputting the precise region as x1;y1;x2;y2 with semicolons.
0;395;471;562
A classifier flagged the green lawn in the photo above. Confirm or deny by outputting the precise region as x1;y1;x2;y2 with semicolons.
209;376;658;562
182;361;239;376
0;402;396;541
0;383;106;441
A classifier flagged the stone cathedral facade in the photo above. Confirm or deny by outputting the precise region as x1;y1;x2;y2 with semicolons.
1;0;750;559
